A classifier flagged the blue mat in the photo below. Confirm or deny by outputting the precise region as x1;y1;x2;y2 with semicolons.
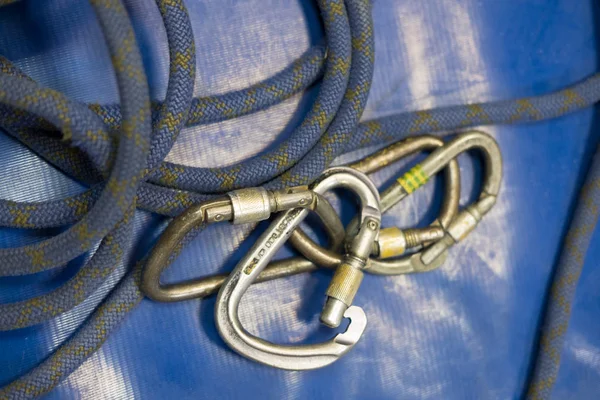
0;0;598;398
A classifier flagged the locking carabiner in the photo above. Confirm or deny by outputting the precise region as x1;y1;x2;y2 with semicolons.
142;187;345;302
403;131;502;272
289;134;462;272
214;167;381;370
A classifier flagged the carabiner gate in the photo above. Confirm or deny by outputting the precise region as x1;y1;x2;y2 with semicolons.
406;130;502;271
214;167;381;370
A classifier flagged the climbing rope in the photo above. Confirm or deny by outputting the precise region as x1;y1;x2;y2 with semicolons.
525;150;600;398
0;0;598;398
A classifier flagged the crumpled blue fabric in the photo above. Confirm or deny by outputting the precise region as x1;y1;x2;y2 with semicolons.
0;0;598;398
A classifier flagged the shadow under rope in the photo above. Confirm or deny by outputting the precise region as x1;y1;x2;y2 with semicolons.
0;1;89;59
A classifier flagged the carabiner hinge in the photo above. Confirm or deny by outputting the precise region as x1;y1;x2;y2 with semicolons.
227;186;316;224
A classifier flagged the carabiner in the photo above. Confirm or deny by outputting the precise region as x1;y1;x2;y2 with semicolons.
404;131;502;272
289;134;462;272
142;187;344;302
214;167;381;370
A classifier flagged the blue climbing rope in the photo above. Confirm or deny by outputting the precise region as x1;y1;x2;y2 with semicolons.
0;0;598;398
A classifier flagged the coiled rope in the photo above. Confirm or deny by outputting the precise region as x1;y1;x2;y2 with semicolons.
0;0;598;398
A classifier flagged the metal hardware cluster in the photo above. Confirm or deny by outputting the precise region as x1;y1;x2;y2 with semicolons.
142;129;503;370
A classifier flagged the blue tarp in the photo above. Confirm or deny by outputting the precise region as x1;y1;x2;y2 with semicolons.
0;0;598;398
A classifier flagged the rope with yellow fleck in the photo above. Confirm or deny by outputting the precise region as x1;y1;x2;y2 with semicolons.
0;0;598;398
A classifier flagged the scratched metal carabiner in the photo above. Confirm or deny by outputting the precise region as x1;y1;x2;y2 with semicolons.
400;130;502;272
142;187;345;302
289;133;462;271
290;130;502;275
214;167;381;370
